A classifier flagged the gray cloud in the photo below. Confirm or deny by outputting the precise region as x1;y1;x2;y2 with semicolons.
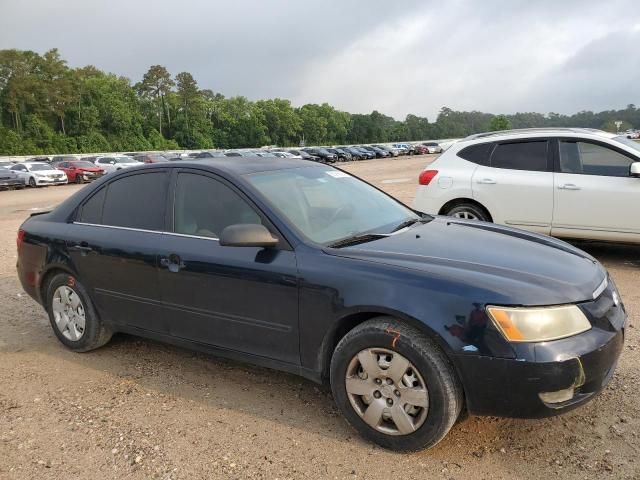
1;0;638;119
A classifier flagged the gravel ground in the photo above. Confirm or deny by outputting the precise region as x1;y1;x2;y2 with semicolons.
0;155;638;479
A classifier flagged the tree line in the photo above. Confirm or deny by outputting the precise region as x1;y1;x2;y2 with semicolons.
0;48;638;155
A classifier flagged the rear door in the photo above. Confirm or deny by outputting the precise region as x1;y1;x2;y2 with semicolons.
69;170;170;333
552;139;640;240
471;139;554;234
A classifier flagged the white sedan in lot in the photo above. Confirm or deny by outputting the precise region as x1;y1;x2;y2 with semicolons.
413;128;640;243
10;162;68;187
95;156;143;174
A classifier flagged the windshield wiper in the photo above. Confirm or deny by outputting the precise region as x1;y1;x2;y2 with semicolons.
327;233;389;249
391;217;427;232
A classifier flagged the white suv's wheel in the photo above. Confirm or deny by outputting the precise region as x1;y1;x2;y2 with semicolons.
445;203;490;222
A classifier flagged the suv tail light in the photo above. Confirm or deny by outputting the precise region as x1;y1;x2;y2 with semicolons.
17;229;25;252
418;170;438;185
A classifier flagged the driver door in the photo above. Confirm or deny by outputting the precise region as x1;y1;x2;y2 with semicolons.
156;169;300;365
552;139;640;240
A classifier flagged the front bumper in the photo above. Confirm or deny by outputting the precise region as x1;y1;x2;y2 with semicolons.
0;179;25;189
35;177;67;185
455;284;625;418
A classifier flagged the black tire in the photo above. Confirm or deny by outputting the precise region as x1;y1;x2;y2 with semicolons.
45;273;112;352
330;317;463;452
445;203;490;222
28;177;36;188
75;175;83;184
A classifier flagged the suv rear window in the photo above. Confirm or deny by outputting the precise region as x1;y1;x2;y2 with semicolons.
490;141;548;171
457;143;494;166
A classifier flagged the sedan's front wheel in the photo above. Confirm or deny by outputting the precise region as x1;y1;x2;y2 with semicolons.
330;318;462;451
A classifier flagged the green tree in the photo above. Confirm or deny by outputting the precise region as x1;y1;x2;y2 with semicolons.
136;65;174;136
489;114;511;131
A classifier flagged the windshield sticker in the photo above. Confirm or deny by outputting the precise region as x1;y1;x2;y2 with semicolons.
326;171;350;178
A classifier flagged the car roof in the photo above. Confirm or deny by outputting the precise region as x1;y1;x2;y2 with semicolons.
463;127;618;142
173;156;321;175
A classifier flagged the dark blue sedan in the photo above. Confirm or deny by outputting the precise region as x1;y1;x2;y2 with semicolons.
16;157;625;451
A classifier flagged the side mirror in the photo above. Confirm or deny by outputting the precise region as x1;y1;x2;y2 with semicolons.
219;224;278;248
630;162;640;177
110;161;116;165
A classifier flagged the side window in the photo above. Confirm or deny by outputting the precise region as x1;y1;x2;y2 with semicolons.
559;141;633;177
79;188;106;224
174;173;262;238
457;143;494;166
102;172;167;230
490;141;548;171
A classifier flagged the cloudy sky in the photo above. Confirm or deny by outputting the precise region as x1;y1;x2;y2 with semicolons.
1;0;639;119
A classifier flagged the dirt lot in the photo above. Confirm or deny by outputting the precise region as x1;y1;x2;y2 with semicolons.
0;155;638;479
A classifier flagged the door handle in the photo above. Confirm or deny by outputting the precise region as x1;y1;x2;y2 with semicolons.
72;242;93;256
160;254;185;273
558;183;581;190
476;178;496;184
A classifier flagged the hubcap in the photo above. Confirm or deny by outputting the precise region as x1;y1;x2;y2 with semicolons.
51;286;86;341
452;210;479;220
345;348;429;436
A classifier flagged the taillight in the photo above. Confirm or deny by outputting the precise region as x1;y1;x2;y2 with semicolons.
418;170;438;185
17;229;25;252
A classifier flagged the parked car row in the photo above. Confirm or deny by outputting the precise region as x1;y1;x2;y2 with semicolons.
0;140;446;191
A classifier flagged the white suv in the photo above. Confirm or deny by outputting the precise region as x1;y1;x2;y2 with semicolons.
413;128;640;243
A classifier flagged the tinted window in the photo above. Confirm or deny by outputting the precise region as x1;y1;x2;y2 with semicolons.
102;172;167;230
458;143;494;166
174;173;262;238
79;188;106;224
490;141;548;171
559;141;633;177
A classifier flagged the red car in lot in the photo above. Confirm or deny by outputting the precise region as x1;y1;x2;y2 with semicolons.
57;160;105;184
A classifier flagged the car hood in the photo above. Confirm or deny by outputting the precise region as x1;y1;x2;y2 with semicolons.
324;217;606;306
76;166;103;172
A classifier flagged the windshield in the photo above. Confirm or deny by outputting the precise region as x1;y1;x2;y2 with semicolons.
247;166;419;245
29;163;51;171
613;136;640;154
114;157;133;163
71;161;95;168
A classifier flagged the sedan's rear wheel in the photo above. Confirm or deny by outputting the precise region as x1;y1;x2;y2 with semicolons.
45;273;112;352
330;318;462;451
445;203;490;222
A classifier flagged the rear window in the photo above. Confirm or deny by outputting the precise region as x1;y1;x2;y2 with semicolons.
490;141;548;171
101;172;168;230
457;143;494;166
79;188;106;224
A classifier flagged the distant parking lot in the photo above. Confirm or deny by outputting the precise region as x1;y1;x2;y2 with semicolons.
0;154;638;479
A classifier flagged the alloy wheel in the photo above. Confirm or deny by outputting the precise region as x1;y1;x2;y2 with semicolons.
51;285;86;341
452;210;479;220
345;348;429;435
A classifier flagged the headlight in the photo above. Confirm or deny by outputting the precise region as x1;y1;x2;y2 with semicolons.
486;305;591;342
